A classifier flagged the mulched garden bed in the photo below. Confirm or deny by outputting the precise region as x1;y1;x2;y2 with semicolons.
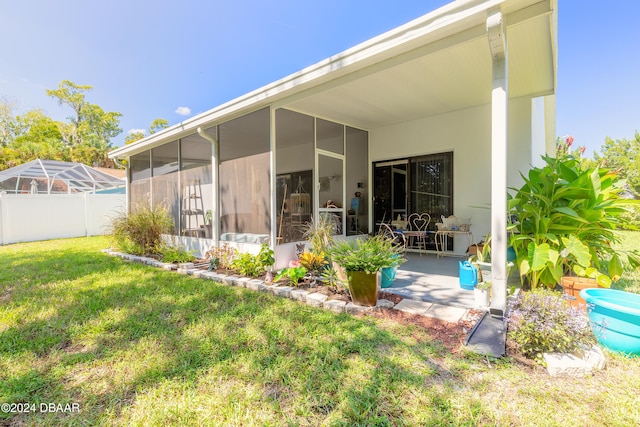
187;259;484;353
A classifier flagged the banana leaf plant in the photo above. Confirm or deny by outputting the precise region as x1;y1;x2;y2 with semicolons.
508;154;640;289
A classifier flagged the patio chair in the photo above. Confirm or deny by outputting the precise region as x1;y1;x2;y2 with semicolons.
379;222;407;252
405;213;431;255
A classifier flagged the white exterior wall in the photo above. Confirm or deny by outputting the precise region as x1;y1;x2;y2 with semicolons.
370;98;533;255
0;193;125;245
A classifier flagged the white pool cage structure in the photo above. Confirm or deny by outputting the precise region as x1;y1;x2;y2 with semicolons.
0;159;125;195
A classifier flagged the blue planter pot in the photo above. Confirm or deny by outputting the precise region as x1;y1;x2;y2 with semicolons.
381;266;398;288
580;288;640;356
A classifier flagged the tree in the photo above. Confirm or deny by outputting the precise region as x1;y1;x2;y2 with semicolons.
149;118;169;134
13;109;63;145
594;132;640;197
46;80;122;166
125;118;170;145
0;97;18;147
124;131;145;145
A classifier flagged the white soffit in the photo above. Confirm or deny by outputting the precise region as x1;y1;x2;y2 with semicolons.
284;9;554;129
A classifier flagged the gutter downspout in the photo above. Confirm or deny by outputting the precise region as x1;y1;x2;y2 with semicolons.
197;127;219;244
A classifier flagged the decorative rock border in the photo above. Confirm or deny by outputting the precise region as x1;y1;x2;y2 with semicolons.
103;249;466;321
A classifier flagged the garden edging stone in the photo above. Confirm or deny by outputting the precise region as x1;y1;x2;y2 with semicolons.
105;250;473;333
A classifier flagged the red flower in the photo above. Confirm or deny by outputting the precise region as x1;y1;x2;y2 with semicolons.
289;260;300;268
565;135;574;147
580;146;586;154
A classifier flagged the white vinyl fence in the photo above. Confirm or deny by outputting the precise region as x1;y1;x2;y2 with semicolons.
0;193;126;245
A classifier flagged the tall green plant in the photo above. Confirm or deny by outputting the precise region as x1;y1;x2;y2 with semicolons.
109;203;174;255
509;154;640;289
302;214;337;255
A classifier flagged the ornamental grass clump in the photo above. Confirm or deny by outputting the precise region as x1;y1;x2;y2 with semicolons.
506;288;594;360
109;202;174;255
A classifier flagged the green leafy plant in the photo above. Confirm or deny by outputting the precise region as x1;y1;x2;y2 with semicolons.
275;264;308;285
506;288;594;360
509;154;640;289
330;234;405;274
231;252;262;277
257;244;275;270
160;246;195;263
476;280;492;290
229;244;275;278
109;202;174;255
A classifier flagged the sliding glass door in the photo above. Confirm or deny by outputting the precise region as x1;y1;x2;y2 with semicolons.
410;152;453;225
373;152;453;250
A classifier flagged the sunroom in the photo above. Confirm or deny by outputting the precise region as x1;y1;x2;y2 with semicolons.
109;0;557;313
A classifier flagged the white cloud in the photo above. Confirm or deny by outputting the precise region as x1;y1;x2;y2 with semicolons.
128;128;146;135
175;106;191;116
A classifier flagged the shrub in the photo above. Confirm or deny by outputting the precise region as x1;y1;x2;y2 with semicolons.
330;234;405;274
160;246;195;263
298;251;327;274
506;288;594;360
205;244;237;270
230;244;275;278
509;154;640;289
110;203;174;255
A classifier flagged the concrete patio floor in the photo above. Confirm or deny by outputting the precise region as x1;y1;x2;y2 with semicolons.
384;252;476;309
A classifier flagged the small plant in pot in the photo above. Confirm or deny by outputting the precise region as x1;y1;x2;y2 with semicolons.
330;234;405;306
474;280;492;308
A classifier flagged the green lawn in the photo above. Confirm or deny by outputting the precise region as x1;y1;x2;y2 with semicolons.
613;230;640;293
1;236;640;426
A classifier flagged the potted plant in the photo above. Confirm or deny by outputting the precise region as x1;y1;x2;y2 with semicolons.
508;152;640;290
330;234;405;306
474;280;492;308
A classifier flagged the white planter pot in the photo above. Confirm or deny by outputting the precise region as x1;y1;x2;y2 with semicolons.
474;286;490;308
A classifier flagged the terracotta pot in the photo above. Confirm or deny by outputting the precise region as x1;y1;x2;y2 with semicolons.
561;276;603;310
347;270;380;307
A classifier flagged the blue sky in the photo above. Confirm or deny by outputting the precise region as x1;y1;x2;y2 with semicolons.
1;1;638;157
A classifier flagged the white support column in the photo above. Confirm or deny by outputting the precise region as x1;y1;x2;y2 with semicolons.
487;9;508;316
269;107;278;251
197;127;219;244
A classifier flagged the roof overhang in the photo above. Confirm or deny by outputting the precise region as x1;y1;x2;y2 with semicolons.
110;0;557;159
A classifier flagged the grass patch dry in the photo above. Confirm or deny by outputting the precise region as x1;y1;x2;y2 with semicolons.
0;236;639;426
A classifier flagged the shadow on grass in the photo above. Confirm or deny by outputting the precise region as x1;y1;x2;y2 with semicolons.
0;239;488;425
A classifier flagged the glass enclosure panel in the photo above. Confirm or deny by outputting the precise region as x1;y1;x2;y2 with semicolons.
130;151;151;181
219;153;270;237
218;108;271;240
275;109;315;243
151;141;179;230
180;134;213;237
318;153;344;235
316;118;344;154
345;126;369;234
130;179;150;209
130;150;151;209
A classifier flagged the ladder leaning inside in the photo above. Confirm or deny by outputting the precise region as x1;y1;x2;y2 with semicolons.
181;179;205;237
